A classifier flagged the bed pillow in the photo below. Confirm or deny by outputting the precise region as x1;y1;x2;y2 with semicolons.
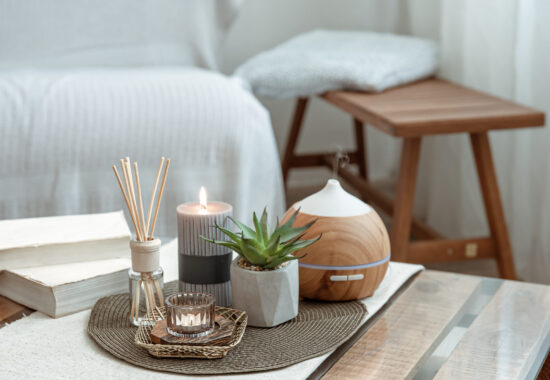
235;29;439;98
0;0;243;71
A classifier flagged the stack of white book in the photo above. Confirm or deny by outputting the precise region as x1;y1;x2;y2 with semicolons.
0;211;131;318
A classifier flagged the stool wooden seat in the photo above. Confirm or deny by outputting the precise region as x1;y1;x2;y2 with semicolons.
282;79;545;280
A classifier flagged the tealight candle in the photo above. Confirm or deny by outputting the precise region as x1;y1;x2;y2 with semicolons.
177;187;233;306
165;292;215;337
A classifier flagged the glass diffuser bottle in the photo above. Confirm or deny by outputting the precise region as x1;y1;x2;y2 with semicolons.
129;238;164;326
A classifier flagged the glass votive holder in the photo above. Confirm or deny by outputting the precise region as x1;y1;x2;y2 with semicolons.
165;292;216;338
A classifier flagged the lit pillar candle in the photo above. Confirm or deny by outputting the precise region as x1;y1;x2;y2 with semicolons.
177;187;233;306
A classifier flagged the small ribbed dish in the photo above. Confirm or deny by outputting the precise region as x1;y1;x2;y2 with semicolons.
135;306;247;359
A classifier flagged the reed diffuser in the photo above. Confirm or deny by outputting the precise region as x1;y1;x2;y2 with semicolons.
112;156;170;326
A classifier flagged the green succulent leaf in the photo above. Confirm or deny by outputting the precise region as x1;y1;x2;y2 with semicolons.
269;209;317;245
200;208;321;269
263;255;300;269
283;231;307;246
200;237;241;253
228;216;256;239
275;208;299;234
259;207;270;242
288;234;322;250
265;234;281;257
240;238;267;266
211;223;242;244
252;212;265;245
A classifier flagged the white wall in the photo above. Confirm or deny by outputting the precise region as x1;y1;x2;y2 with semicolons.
221;0;441;188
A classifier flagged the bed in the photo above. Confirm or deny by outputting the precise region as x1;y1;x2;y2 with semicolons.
0;0;285;235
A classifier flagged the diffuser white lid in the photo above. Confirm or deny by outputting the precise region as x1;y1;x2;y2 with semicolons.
291;179;372;217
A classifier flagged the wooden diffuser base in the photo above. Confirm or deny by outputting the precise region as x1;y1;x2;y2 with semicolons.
282;179;390;301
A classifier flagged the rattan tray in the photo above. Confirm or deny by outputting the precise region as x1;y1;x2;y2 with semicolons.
135;306;247;359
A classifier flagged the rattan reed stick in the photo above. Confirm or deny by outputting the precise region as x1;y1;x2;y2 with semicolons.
143;279;151;311
153;279;165;307
130;280;138;319
131;279;142;321
149;158;170;239
112;166;141;239
120;159;142;241
143;281;151;313
146;157;165;238
147;280;157;309
133;162;147;240
125;158;142;240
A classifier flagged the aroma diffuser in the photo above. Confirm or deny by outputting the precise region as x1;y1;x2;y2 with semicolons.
282;179;390;301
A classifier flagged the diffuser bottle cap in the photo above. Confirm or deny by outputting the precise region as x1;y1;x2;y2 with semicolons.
291;179;371;217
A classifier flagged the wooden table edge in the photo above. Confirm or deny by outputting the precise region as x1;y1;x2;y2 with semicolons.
307;271;422;380
0;295;33;328
309;270;550;380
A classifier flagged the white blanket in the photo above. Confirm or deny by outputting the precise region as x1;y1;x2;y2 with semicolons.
235;29;439;98
0;67;285;235
0;239;424;379
0;0;244;71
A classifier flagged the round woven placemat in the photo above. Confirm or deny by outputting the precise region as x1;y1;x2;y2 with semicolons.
88;281;367;375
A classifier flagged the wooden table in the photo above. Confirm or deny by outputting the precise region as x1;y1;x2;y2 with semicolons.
2;270;549;379
282;79;546;280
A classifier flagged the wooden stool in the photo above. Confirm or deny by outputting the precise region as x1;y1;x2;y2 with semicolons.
282;79;545;280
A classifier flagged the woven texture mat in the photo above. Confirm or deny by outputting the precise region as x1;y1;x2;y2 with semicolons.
88;281;367;375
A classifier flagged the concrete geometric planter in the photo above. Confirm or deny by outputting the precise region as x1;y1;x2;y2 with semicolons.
230;258;299;327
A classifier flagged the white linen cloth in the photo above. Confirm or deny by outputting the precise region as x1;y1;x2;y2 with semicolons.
0;239;424;379
0;0;244;71
234;29;439;98
0;67;285;235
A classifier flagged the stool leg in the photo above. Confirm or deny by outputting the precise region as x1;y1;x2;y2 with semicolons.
470;132;517;280
282;98;309;186
354;118;369;202
353;118;368;181
391;137;422;262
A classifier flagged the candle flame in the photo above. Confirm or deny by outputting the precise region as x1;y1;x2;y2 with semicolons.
199;186;207;213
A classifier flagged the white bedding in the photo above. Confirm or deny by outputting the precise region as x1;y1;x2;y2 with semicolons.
0;67;285;235
0;0;244;71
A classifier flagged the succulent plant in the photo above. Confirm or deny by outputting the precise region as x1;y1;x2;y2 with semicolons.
201;208;321;270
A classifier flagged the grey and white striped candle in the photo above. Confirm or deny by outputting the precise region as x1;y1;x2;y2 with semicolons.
177;189;233;307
